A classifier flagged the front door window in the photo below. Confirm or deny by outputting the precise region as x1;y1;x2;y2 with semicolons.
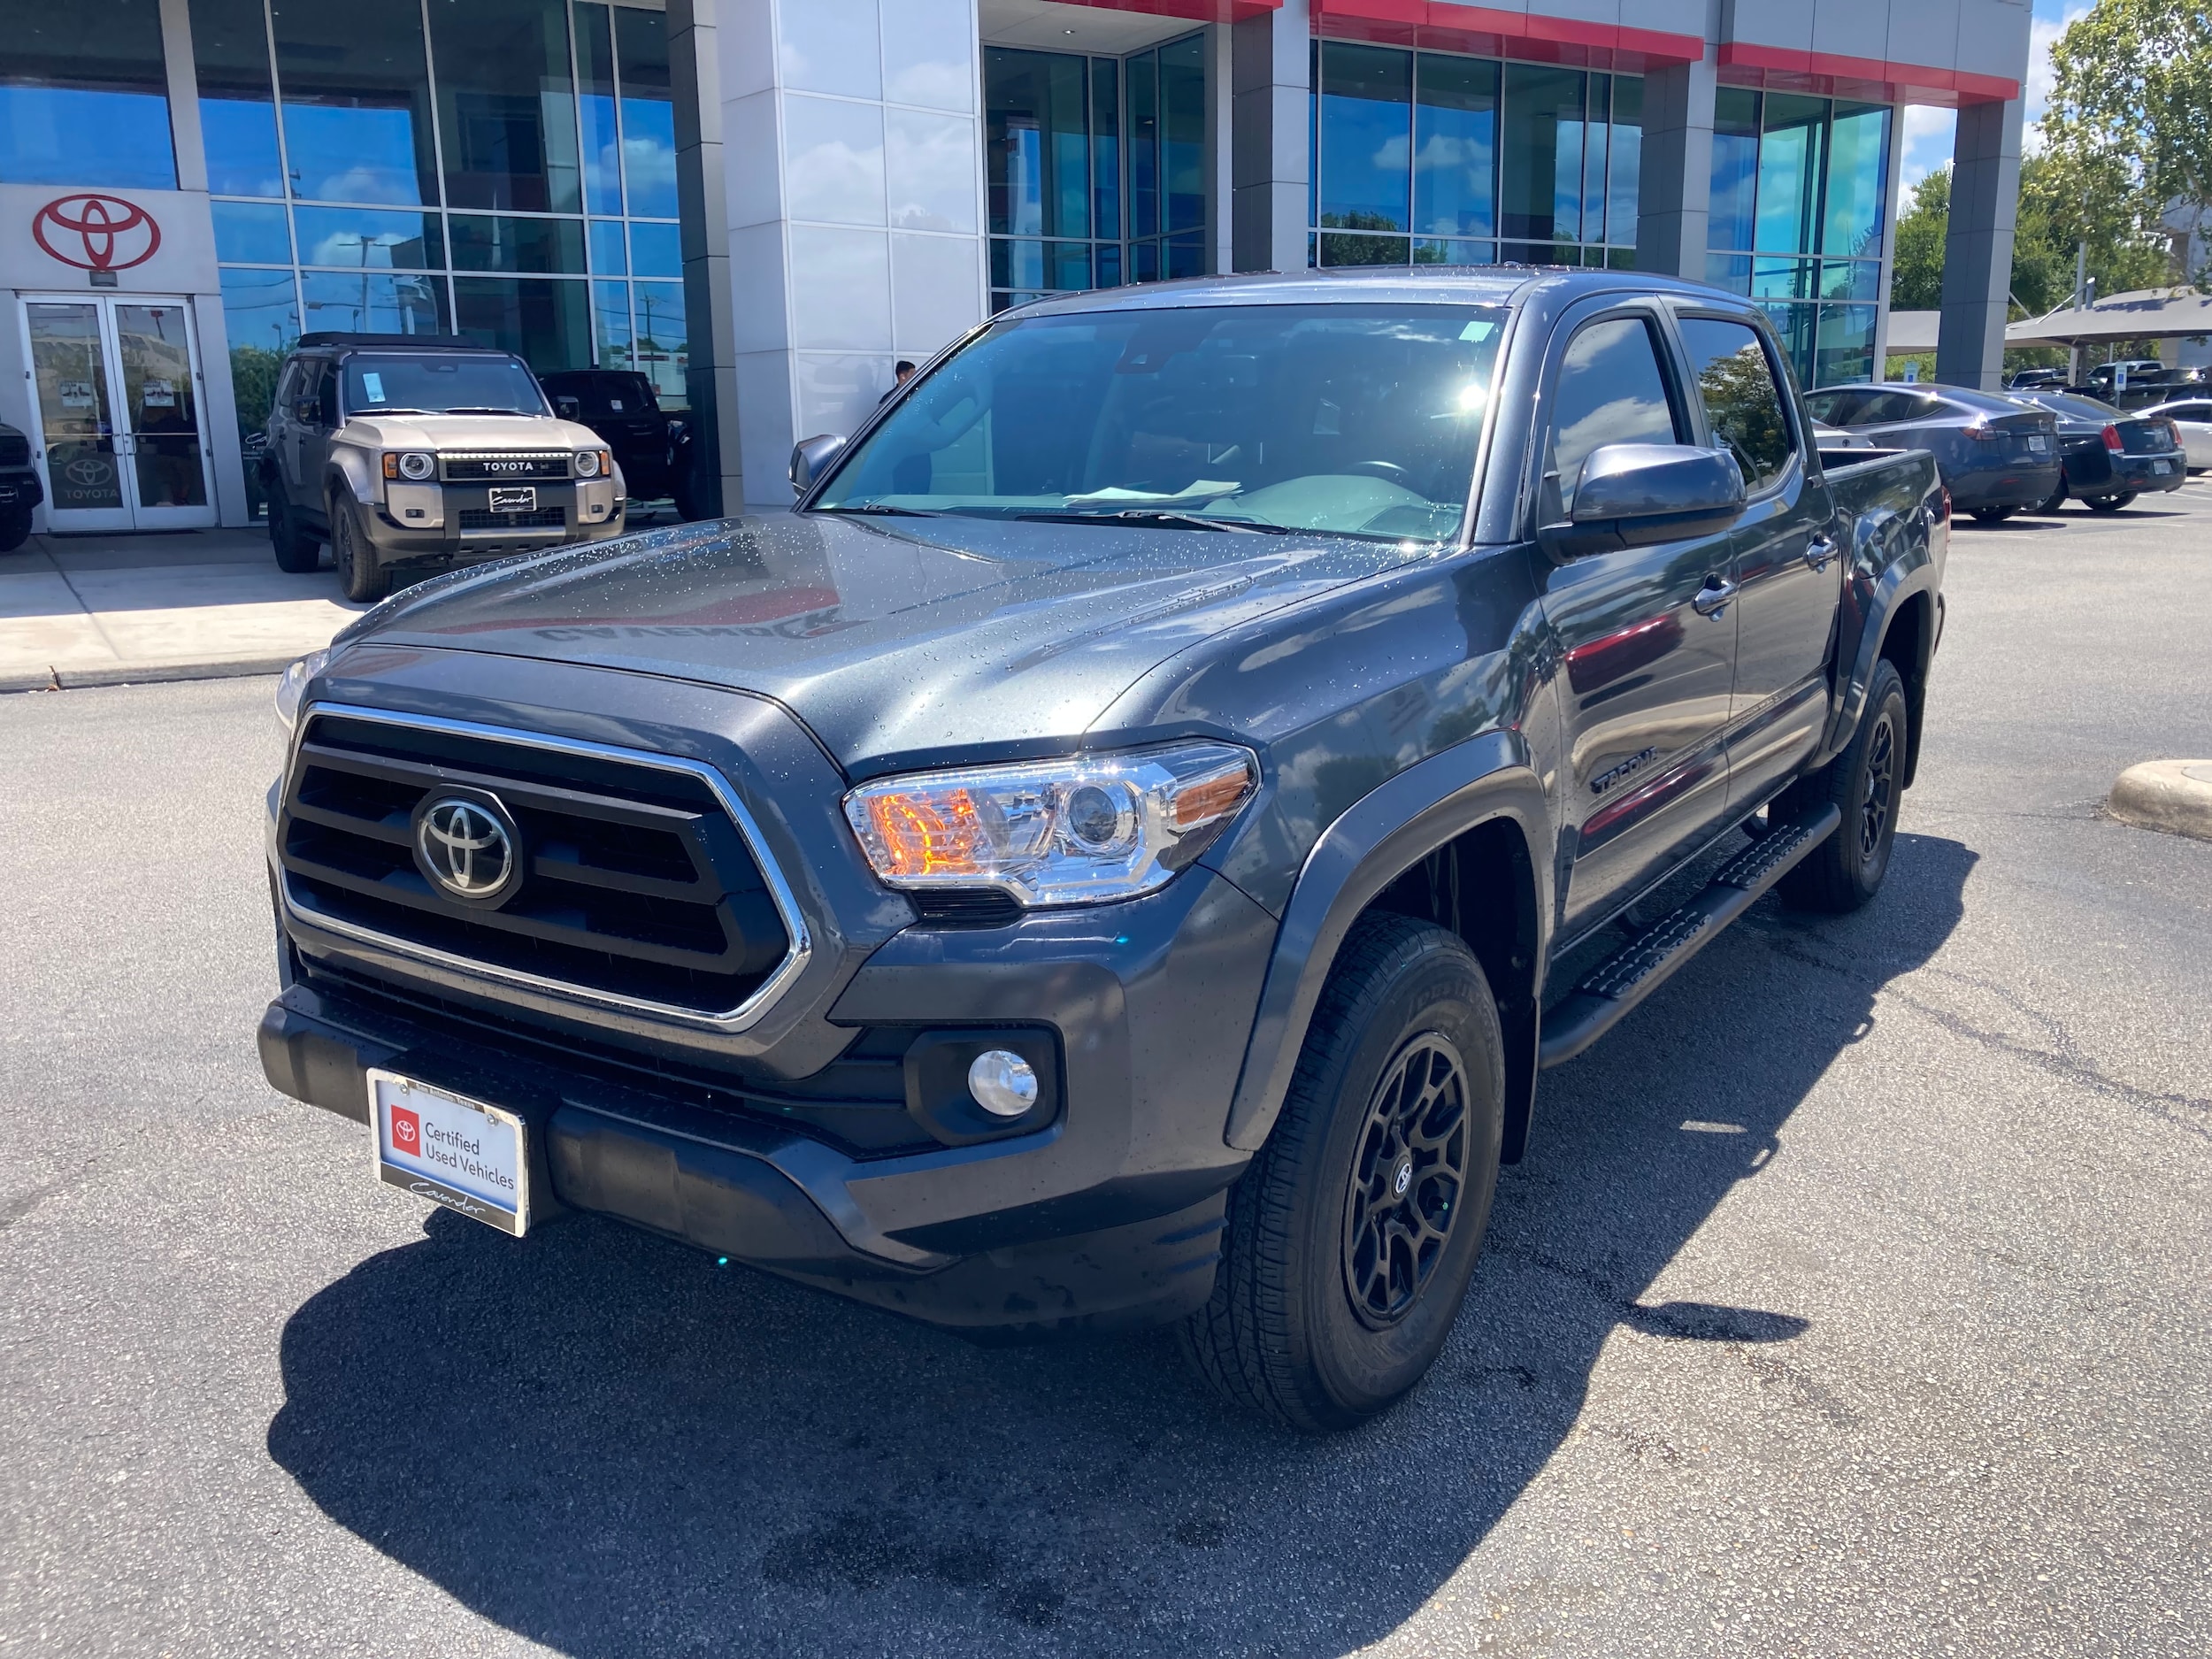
19;296;217;532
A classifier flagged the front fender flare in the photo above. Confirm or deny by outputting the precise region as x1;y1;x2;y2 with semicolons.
1221;730;1551;1151
326;445;378;509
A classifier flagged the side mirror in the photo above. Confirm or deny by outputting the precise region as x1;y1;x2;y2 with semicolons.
789;433;847;497
1540;443;1747;560
554;396;580;421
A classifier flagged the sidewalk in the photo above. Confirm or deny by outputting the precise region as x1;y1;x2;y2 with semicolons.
0;527;366;693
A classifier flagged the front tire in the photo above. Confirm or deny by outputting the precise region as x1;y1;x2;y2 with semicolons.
1777;657;1909;913
269;491;319;572
330;494;389;603
2085;492;2137;512
1180;913;1504;1432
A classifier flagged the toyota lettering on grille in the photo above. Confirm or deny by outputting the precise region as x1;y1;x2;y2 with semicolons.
486;459;534;473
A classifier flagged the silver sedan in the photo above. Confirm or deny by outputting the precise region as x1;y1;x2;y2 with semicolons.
2137;397;2212;471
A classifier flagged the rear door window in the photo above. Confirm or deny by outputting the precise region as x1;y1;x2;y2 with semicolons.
1806;389;1867;425
1678;317;1795;495
1546;314;1684;512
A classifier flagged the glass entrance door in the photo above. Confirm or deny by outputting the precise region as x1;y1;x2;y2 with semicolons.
20;297;218;533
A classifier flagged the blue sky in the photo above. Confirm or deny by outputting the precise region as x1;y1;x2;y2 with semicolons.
1898;0;2089;203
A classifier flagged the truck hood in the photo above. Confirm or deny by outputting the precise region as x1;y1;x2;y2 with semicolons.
336;511;1425;772
336;412;607;452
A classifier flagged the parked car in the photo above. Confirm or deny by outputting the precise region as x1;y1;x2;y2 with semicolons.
2002;390;2185;512
260;333;630;603
2006;367;2068;391
1803;381;2061;523
2082;362;2204;411
2131;396;2212;471
259;269;1947;1431
537;368;700;518
0;418;43;552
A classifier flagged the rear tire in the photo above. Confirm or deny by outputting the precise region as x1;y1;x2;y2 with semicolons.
1180;912;1503;1432
269;492;319;572
1777;657;1909;914
0;506;31;553
1970;506;2014;524
330;494;389;603
2085;492;2136;512
2032;484;2068;515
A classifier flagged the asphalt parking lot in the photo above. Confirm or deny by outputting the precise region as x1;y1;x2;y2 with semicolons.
2;489;2208;1657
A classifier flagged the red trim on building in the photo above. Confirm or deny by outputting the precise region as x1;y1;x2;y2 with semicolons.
1312;0;1701;73
1052;0;1282;22
1716;42;2019;107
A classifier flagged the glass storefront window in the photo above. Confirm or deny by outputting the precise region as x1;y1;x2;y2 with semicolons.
589;219;627;274
449;214;587;274
1091;58;1119;251
574;2;623;217
987;50;1090;239
1706;89;1893;387
614;4;677;218
1414;55;1497;240
452;275;590;370
591;278;631;367
1161;35;1205;238
213;201;294;266
0;0;176;188
1311;44;1639;273
1319;43;1411;236
294;205;444;270
628;220;681;278
427;0;581;214
189;0;284;197
301;270;449;335
273;0;440;205
630;280;685;405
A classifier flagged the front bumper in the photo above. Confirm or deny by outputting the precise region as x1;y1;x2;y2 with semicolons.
264;655;1278;1333
0;466;44;512
365;478;627;561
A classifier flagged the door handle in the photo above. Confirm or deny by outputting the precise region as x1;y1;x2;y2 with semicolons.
1804;534;1837;572
1692;575;1738;618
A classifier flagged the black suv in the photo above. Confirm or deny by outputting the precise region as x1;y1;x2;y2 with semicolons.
0;419;42;551
538;369;700;518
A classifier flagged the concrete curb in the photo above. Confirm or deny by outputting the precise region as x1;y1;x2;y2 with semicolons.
0;657;292;695
2108;760;2212;843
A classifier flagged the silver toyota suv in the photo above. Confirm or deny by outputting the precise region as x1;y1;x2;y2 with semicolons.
262;334;628;601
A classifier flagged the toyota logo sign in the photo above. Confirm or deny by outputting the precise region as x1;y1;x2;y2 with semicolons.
411;795;523;906
33;195;162;273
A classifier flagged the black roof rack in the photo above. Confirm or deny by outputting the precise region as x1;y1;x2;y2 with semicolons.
296;333;502;351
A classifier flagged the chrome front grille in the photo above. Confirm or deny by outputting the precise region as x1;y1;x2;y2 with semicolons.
278;709;810;1027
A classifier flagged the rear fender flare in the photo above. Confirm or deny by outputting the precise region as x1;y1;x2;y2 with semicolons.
1814;520;1938;772
1222;730;1551;1151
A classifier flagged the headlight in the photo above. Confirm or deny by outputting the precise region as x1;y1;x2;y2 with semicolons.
575;449;603;478
273;646;331;732
383;450;435;481
843;741;1257;907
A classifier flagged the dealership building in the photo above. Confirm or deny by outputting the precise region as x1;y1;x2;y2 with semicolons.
0;0;2033;534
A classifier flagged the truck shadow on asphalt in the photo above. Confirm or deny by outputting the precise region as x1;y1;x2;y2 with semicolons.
267;833;1975;1657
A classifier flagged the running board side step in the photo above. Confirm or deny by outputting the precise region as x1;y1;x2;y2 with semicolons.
1538;802;1843;1069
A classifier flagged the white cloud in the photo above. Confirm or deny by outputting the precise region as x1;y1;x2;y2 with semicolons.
1900;107;1957;198
2024;4;2091;142
1896;3;2086;207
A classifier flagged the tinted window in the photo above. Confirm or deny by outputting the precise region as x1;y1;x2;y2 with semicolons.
0;0;176;188
1805;389;1868;425
1547;315;1682;509
1858;392;1935;424
340;353;548;416
2036;393;2119;420
1678;318;1793;492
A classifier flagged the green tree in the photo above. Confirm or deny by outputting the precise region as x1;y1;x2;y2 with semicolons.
1891;166;1950;310
2039;0;2212;281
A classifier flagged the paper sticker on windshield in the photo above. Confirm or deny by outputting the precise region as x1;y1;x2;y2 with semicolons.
362;372;386;403
1460;320;1495;342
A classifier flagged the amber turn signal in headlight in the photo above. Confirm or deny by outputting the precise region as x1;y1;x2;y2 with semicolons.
843;741;1258;907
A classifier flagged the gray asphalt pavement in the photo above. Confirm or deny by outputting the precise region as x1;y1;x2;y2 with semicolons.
3;489;2208;1657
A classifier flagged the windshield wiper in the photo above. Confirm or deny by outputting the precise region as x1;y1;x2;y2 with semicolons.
1018;509;1292;534
813;502;943;517
438;406;540;415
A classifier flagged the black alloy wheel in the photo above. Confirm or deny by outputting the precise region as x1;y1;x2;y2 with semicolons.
1777;656;1909;913
2085;492;2137;512
1341;1034;1470;1327
331;494;390;603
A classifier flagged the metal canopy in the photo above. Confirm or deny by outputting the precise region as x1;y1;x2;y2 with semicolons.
2006;288;2212;347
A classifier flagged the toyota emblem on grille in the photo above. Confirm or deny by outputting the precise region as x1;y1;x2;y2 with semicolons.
412;795;521;904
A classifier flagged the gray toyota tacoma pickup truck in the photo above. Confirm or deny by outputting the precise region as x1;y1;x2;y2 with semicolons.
259;268;1946;1431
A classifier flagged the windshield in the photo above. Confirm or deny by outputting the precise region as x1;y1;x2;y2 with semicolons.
812;303;1509;541
342;353;548;417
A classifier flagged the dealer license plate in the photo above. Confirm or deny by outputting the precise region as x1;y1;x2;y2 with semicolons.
368;1070;529;1235
2028;435;2048;452
487;486;538;512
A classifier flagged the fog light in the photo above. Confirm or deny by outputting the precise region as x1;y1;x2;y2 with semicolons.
967;1050;1038;1118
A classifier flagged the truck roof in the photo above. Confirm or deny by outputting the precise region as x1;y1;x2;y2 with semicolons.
296;333;508;353
1005;265;1726;319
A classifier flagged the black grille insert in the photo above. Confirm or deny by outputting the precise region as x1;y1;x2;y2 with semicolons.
0;432;28;468
442;453;571;480
280;714;792;1016
457;506;566;530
